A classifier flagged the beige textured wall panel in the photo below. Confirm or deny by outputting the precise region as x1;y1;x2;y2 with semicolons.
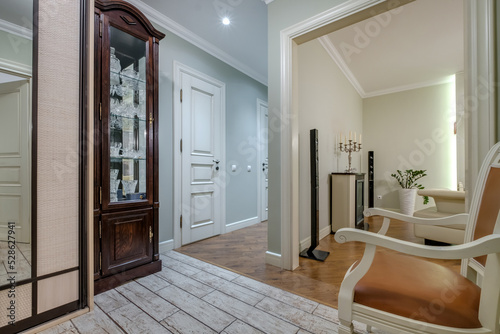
0;283;31;327
38;271;78;313
37;0;80;276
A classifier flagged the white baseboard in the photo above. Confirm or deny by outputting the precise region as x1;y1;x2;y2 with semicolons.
265;251;282;267
159;239;174;254
299;225;332;252
225;216;260;233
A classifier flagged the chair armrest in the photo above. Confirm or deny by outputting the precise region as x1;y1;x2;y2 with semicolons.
364;207;468;226
335;228;500;260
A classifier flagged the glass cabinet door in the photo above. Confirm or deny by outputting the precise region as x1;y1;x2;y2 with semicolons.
107;25;149;204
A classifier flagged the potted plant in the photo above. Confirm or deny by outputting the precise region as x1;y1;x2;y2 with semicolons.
391;169;429;215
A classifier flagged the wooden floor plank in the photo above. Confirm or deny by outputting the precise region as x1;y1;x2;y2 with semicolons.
71;305;125;334
107;303;171;334
161;310;217;334
177;216;461;309
115;281;178;322
202;290;300;334
157;284;236;332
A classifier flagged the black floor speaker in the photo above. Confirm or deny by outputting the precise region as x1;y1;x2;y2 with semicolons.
368;151;374;208
300;129;330;261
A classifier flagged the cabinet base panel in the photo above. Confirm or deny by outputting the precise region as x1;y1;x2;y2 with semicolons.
94;260;162;295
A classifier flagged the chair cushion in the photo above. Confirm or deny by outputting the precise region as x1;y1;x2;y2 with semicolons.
354;252;482;328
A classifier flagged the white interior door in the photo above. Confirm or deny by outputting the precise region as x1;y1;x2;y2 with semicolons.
181;71;224;245
259;100;268;221
0;80;31;243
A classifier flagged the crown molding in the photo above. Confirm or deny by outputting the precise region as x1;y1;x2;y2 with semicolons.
126;0;267;86
318;35;365;97
319;35;455;98
0;19;32;40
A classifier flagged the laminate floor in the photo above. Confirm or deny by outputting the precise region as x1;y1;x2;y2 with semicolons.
39;250;385;334
177;216;461;309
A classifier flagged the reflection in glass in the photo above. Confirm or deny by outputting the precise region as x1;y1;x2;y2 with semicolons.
0;0;33;287
108;25;147;203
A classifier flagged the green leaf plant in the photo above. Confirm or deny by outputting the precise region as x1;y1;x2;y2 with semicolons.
390;169;429;205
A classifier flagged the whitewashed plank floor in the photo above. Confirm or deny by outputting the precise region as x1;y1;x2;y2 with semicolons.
37;250;386;334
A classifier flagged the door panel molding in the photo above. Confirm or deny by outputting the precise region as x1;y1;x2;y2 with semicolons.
173;61;226;248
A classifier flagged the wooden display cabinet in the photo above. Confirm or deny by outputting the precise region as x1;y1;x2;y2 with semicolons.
94;0;165;294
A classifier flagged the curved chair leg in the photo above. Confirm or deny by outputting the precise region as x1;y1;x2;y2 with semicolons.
338;319;354;334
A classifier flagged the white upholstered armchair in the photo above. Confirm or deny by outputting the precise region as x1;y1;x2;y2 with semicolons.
335;142;500;334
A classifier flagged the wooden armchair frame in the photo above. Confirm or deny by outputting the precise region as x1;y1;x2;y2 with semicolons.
335;142;500;334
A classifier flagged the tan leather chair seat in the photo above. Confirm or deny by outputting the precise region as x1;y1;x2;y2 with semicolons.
354;252;481;328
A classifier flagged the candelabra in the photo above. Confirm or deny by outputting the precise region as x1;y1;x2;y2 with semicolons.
339;139;361;173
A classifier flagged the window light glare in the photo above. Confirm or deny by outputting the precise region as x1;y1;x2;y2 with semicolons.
222;17;230;25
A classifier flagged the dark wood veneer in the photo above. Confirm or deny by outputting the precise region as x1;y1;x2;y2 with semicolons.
93;0;163;293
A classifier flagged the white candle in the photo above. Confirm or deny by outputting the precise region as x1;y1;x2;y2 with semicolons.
349;131;352;140
359;134;362;144
354;132;357;143
340;133;343;144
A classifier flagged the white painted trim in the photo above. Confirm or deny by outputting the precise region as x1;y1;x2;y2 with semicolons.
279;0;494;272
299;225;332;252
225;216;260;233
173;61;226;248
318;36;365;97
319;35;456;98
464;0;496;205
263;0;275;4
159;239;174;253
280;0;387;271
125;0;267;86
0;57;32;78
0;19;32;40
265;251;282;267
256;98;268;223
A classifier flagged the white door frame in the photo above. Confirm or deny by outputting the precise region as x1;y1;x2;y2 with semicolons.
0;58;32;243
173;61;226;249
257;98;268;222
279;0;495;270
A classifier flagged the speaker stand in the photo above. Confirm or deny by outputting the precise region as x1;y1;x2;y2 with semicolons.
299;247;330;261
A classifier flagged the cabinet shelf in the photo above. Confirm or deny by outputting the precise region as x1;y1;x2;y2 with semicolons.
95;0;165;294
110;112;147;122
110;156;146;162
110;69;146;85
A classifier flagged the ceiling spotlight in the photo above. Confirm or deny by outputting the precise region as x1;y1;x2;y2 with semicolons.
222;17;230;25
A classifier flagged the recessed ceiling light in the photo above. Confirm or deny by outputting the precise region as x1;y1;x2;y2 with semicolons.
222;17;230;25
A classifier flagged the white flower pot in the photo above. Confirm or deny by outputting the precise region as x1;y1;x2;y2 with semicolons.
399;188;417;215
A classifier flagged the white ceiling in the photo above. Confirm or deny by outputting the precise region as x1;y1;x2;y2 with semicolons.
0;0;463;95
130;0;268;85
323;0;464;97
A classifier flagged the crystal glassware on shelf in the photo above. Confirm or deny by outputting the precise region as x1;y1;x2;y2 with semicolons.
110;143;122;157
121;67;139;90
110;179;121;202
110;47;121;85
121;180;137;195
110;168;119;180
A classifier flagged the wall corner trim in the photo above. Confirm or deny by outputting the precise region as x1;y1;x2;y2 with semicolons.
265;251;282;267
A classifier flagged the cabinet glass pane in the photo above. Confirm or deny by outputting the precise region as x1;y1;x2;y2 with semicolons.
109;26;147;203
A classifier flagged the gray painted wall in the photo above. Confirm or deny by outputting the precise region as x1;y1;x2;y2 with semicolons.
155;26;268;242
0;30;31;66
